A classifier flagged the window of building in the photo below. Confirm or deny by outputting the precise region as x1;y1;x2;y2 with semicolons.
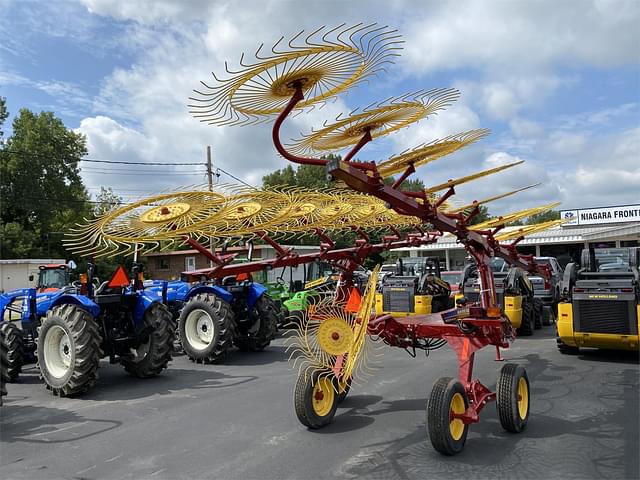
185;256;196;272
157;258;170;270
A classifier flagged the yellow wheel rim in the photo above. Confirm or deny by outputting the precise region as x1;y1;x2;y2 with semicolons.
449;392;466;441
224;201;263;220
140;202;192;223
312;376;335;417
518;377;529;420
316;317;353;356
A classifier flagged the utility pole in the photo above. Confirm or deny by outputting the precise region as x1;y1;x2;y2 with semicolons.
206;146;215;267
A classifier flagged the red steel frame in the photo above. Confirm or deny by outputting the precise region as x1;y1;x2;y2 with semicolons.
263;82;552;426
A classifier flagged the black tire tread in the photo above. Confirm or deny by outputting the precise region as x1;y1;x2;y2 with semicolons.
234;294;278;352
533;298;544;329
427;377;469;455
0;322;24;382
496;363;529;433
122;302;176;378
293;370;338;429
37;304;102;397
556;336;579;354
518;299;534;336
179;293;234;364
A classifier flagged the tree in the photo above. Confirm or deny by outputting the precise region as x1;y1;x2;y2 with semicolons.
0;107;91;258
94;187;123;216
262;154;340;190
0;97;7;141
526;209;559;224
468;205;492;225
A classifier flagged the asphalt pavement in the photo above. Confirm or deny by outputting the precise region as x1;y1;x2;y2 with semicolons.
1;327;638;480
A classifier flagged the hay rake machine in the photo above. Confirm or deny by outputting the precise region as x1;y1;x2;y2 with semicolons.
67;23;561;455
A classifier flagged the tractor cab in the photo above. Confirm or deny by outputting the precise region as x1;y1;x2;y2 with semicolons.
35;260;76;292
375;256;452;316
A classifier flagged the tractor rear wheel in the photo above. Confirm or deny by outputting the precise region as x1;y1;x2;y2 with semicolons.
294;370;338;429
179;293;234;364
496;363;530;433
517;299;534;336
122;303;175;378
427;377;469;455
0;322;24;382
37;305;102;396
234;294;278;352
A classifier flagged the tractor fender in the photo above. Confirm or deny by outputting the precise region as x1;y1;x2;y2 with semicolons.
132;291;166;327
183;284;232;304
50;294;100;318
246;282;267;310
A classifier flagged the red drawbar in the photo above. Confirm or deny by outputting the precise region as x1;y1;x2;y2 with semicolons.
108;266;130;288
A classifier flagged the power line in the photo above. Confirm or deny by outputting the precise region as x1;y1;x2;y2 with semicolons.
2;149;203;165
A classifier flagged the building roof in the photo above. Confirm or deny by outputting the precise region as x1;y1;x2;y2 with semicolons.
394;222;640;251
0;259;65;265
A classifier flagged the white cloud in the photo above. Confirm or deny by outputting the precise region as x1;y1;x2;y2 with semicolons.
402;0;639;73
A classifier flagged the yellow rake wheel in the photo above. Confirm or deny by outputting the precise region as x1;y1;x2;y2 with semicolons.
376;129;490;178
64;191;227;258
215;189;293;238
287;89;459;155
316;317;353;356
189;24;403;126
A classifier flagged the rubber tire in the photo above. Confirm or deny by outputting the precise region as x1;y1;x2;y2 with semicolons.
556;336;579;355
234;295;278;352
517;299;534;336
0;322;24;382
427;377;470;456
37;304;102;397
179;293;234;364
294;370;339;429
496;363;530;433
542;306;555;326
122;303;175;378
533;298;544;329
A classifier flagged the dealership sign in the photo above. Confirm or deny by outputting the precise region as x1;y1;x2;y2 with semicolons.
560;204;640;226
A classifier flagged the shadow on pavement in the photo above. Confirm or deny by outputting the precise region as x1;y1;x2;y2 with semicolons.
335;362;639;480
225;345;290;366
74;365;258;402
0;404;121;445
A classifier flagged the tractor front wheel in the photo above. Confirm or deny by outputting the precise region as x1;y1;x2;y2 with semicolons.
294;371;339;429
427;377;469;455
122;303;175;378
0;322;24;382
179;293;234;364
496;363;530;433
234;294;278;352
37;305;102;396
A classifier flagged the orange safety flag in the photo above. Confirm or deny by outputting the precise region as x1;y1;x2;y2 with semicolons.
345;287;362;313
108;266;130;288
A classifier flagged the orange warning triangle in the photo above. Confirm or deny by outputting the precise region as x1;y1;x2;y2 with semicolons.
345;287;362;313
108;266;130;288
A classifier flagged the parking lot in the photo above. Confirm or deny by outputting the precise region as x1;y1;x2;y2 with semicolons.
1;328;638;480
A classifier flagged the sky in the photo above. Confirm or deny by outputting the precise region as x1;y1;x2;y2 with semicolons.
1;0;639;214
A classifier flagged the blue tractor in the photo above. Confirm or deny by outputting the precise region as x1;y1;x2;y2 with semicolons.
0;263;176;396
146;273;278;364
